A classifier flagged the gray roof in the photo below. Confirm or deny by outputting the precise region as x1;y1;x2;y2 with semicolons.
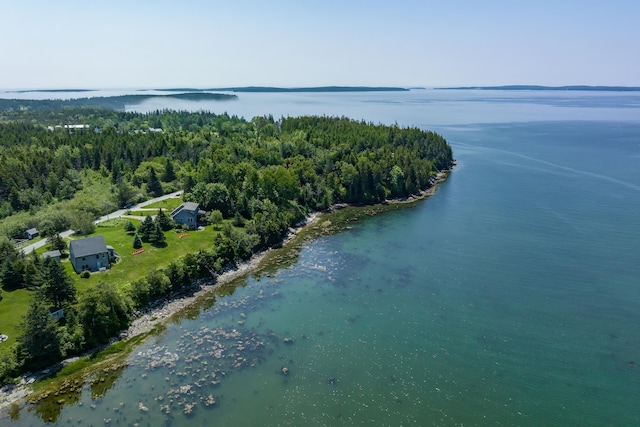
70;235;108;258
170;202;200;218
42;250;62;259
26;228;39;235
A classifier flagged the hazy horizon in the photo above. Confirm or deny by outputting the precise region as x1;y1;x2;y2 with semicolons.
1;1;638;90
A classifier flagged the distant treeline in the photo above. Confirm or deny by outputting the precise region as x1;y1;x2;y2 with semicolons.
438;85;640;92
144;86;409;93
0;93;237;112
203;86;410;93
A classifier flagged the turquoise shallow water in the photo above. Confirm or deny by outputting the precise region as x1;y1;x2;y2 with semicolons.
3;93;640;426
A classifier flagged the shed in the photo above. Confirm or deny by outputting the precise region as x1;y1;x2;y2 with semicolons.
24;228;39;240
49;307;65;321
42;250;62;262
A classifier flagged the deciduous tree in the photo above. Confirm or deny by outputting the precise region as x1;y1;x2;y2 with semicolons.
79;282;131;346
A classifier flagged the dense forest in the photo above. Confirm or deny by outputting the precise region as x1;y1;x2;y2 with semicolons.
0;107;453;382
0;109;452;238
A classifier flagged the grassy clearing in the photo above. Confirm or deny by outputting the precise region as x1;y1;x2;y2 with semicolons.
143;198;183;210
72;217;216;293
0;287;31;357
1;216;218;360
123;210;156;217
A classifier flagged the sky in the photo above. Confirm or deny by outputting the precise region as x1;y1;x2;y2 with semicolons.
1;0;639;89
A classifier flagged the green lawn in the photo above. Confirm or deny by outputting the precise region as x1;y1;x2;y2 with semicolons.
124;207;172;217
124;210;156;217
0;287;32;355
143;198;183;210
1;217;219;358
72;217;216;294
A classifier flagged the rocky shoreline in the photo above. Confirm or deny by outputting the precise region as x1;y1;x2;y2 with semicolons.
0;212;321;413
0;167;454;413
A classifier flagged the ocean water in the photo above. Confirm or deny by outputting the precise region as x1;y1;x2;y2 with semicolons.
2;90;640;426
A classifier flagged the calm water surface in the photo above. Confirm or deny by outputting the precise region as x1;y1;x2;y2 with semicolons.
2;91;640;426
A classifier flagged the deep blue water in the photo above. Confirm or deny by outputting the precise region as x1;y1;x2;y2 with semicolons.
2;90;640;426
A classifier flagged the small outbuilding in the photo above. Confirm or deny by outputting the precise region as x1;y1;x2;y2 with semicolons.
42;250;62;262
69;235;110;273
24;228;39;240
49;307;65;321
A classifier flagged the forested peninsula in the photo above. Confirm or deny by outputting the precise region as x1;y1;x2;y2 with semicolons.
0;92;236;112
0;105;453;386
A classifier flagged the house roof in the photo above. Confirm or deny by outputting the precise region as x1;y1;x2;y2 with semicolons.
42;250;62;259
170;202;200;218
26;228;38;235
70;235;108;258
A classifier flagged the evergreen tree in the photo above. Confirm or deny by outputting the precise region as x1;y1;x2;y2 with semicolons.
162;158;176;182
182;174;195;194
155;209;172;231
23;259;42;288
138;215;154;242
41;257;76;308
48;233;67;252
17;294;62;369
133;233;143;249
0;258;22;290
150;221;166;246
147;168;163;197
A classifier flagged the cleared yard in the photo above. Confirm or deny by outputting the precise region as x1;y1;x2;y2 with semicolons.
70;217;216;293
0;216;220;358
0;288;31;355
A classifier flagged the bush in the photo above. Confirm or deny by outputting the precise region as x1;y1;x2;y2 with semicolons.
80;270;91;278
124;221;136;233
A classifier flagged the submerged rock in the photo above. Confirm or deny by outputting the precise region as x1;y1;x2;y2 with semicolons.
202;394;216;407
183;402;196;415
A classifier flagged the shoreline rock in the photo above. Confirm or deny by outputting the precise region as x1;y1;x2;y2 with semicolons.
0;212;320;413
0;170;452;412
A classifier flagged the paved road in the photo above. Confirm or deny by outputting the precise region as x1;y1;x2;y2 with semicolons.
20;191;183;254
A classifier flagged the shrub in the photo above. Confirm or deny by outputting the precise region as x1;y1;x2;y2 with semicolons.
124;221;136;233
80;270;91;279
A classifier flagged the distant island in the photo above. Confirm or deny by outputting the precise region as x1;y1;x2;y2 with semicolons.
148;86;410;93
438;85;640;92
0;92;237;112
8;89;96;93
